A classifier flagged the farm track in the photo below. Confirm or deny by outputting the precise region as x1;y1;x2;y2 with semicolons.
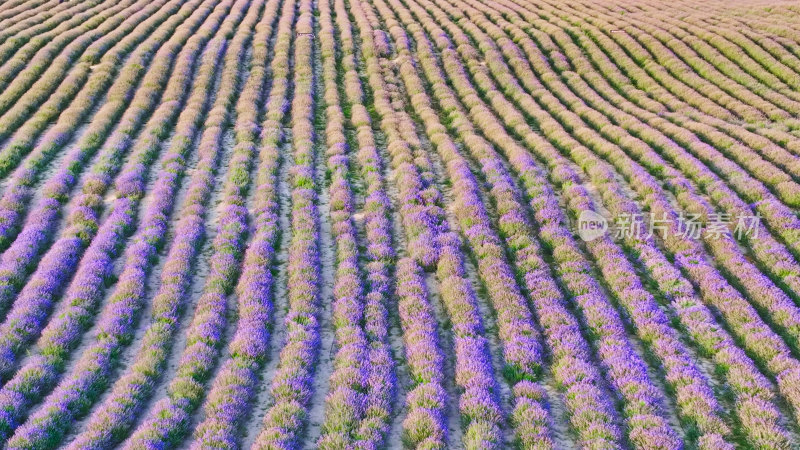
2;0;800;448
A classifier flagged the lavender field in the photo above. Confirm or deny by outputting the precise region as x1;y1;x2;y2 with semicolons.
1;0;800;447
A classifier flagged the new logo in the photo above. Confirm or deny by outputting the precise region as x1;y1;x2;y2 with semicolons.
577;210;607;242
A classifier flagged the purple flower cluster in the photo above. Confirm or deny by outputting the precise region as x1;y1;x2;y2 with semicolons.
395;258;447;448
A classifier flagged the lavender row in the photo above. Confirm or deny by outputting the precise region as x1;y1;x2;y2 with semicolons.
516;7;796;270
410;0;772;442
332;0;396;442
616;6;800;119
343;0;449;441
0;0;150;144
316;0;395;444
63;1;266;447
546;1;796;135
0;0;192;315
0;0;233;444
119;2;293;448
344;1;439;272
485;158;626;447
316;0;375;445
0;0;189;251
519;0;800;414
399;0;700;443
0;0;200;317
0;0;107;95
250;0;326;445
588;3;788;122
429;0;784;442
393;259;448;448
697;11;800;93
0;0;127;124
495;0;800;354
483;0;796;425
351;2;510;446
387;52;506;450
350;1;515;445
0;0;93;45
2;0;236;442
458;0;800;441
0;0;229;378
187;0;294;445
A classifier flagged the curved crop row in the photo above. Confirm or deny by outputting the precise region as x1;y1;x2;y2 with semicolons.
0;0;159;143
62;0;267;447
0;0;195;253
249;0;328;445
349;1;510;447
0;0;232;375
315;0;396;445
120;1;296;448
0;0;231;442
330;0;396;443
